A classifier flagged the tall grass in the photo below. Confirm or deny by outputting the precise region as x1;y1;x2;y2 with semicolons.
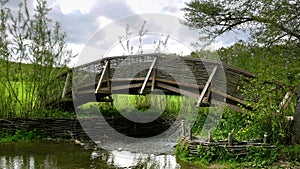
0;80;69;118
82;94;209;125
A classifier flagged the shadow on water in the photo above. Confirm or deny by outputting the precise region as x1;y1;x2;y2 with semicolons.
0;141;181;169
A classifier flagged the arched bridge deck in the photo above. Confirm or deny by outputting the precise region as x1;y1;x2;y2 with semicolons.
69;54;255;111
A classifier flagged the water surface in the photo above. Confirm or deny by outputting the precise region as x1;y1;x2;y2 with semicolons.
0;141;182;169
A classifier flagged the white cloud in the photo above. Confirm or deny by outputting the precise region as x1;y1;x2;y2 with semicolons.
126;0;188;18
45;0;249;66
98;16;114;29
52;0;97;14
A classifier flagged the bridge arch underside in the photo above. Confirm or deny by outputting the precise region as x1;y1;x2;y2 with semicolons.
73;54;253;112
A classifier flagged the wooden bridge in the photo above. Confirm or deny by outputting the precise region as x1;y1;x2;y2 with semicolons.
62;53;259;111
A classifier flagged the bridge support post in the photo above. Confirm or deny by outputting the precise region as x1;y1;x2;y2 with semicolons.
62;72;70;99
195;66;218;107
139;56;157;94
151;68;156;91
95;60;109;93
181;120;185;137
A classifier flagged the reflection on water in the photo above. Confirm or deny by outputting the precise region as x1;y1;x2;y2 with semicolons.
92;150;180;169
0;141;181;169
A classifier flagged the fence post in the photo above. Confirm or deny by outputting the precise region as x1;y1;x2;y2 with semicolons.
208;130;212;143
189;124;192;141
181;120;185;137
264;132;268;144
228;133;233;146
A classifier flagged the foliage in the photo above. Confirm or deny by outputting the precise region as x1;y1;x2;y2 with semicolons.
95;94;198;120
240;78;294;144
213;109;249;141
0;0;74;118
281;145;300;164
183;0;300;47
174;140;190;159
175;142;300;168
218;42;300;86
190;50;221;61
242;146;279;168
118;21;170;55
196;145;235;163
183;2;299;146
213;41;297;145
0;129;41;142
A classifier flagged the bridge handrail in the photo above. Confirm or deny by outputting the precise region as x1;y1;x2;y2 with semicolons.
75;53;162;69
78;54;256;80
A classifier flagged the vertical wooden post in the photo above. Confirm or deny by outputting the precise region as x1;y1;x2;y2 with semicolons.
208;130;212;143
228;133;233;146
189;124;192;141
263;132;268;144
181;120;185;137
107;60;111;92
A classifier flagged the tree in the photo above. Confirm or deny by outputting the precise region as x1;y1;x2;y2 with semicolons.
0;0;74;118
183;0;300;144
183;0;300;47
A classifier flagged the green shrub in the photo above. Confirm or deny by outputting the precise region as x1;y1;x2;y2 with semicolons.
0;129;41;142
241;146;279;168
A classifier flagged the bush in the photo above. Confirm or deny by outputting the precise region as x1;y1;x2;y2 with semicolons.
0;129;41;142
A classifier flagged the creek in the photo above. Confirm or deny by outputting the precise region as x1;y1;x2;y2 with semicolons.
0;141;182;169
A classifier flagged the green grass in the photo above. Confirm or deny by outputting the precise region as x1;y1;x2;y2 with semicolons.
77;94;202;121
175;139;300;168
0;129;41;143
0;80;74;118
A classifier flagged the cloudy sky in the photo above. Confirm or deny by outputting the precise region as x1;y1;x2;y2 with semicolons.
7;0;248;66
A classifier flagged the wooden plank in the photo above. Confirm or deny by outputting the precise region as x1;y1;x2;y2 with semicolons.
156;82;199;98
111;82;151;91
279;92;291;110
203;84;211;103
151;68;156;91
110;77;147;82
61;72;70;99
182;57;254;78
139;57;157;94
155;77;246;106
212;90;246;105
75;53;159;68
195;66;218;107
95;60;109;93
107;60;111;92
155;78;205;89
80;88;111;95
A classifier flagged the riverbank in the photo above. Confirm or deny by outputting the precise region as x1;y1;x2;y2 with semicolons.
2;129;300;168
0;116;176;144
0;140;181;168
175;138;300;168
0;118;88;142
